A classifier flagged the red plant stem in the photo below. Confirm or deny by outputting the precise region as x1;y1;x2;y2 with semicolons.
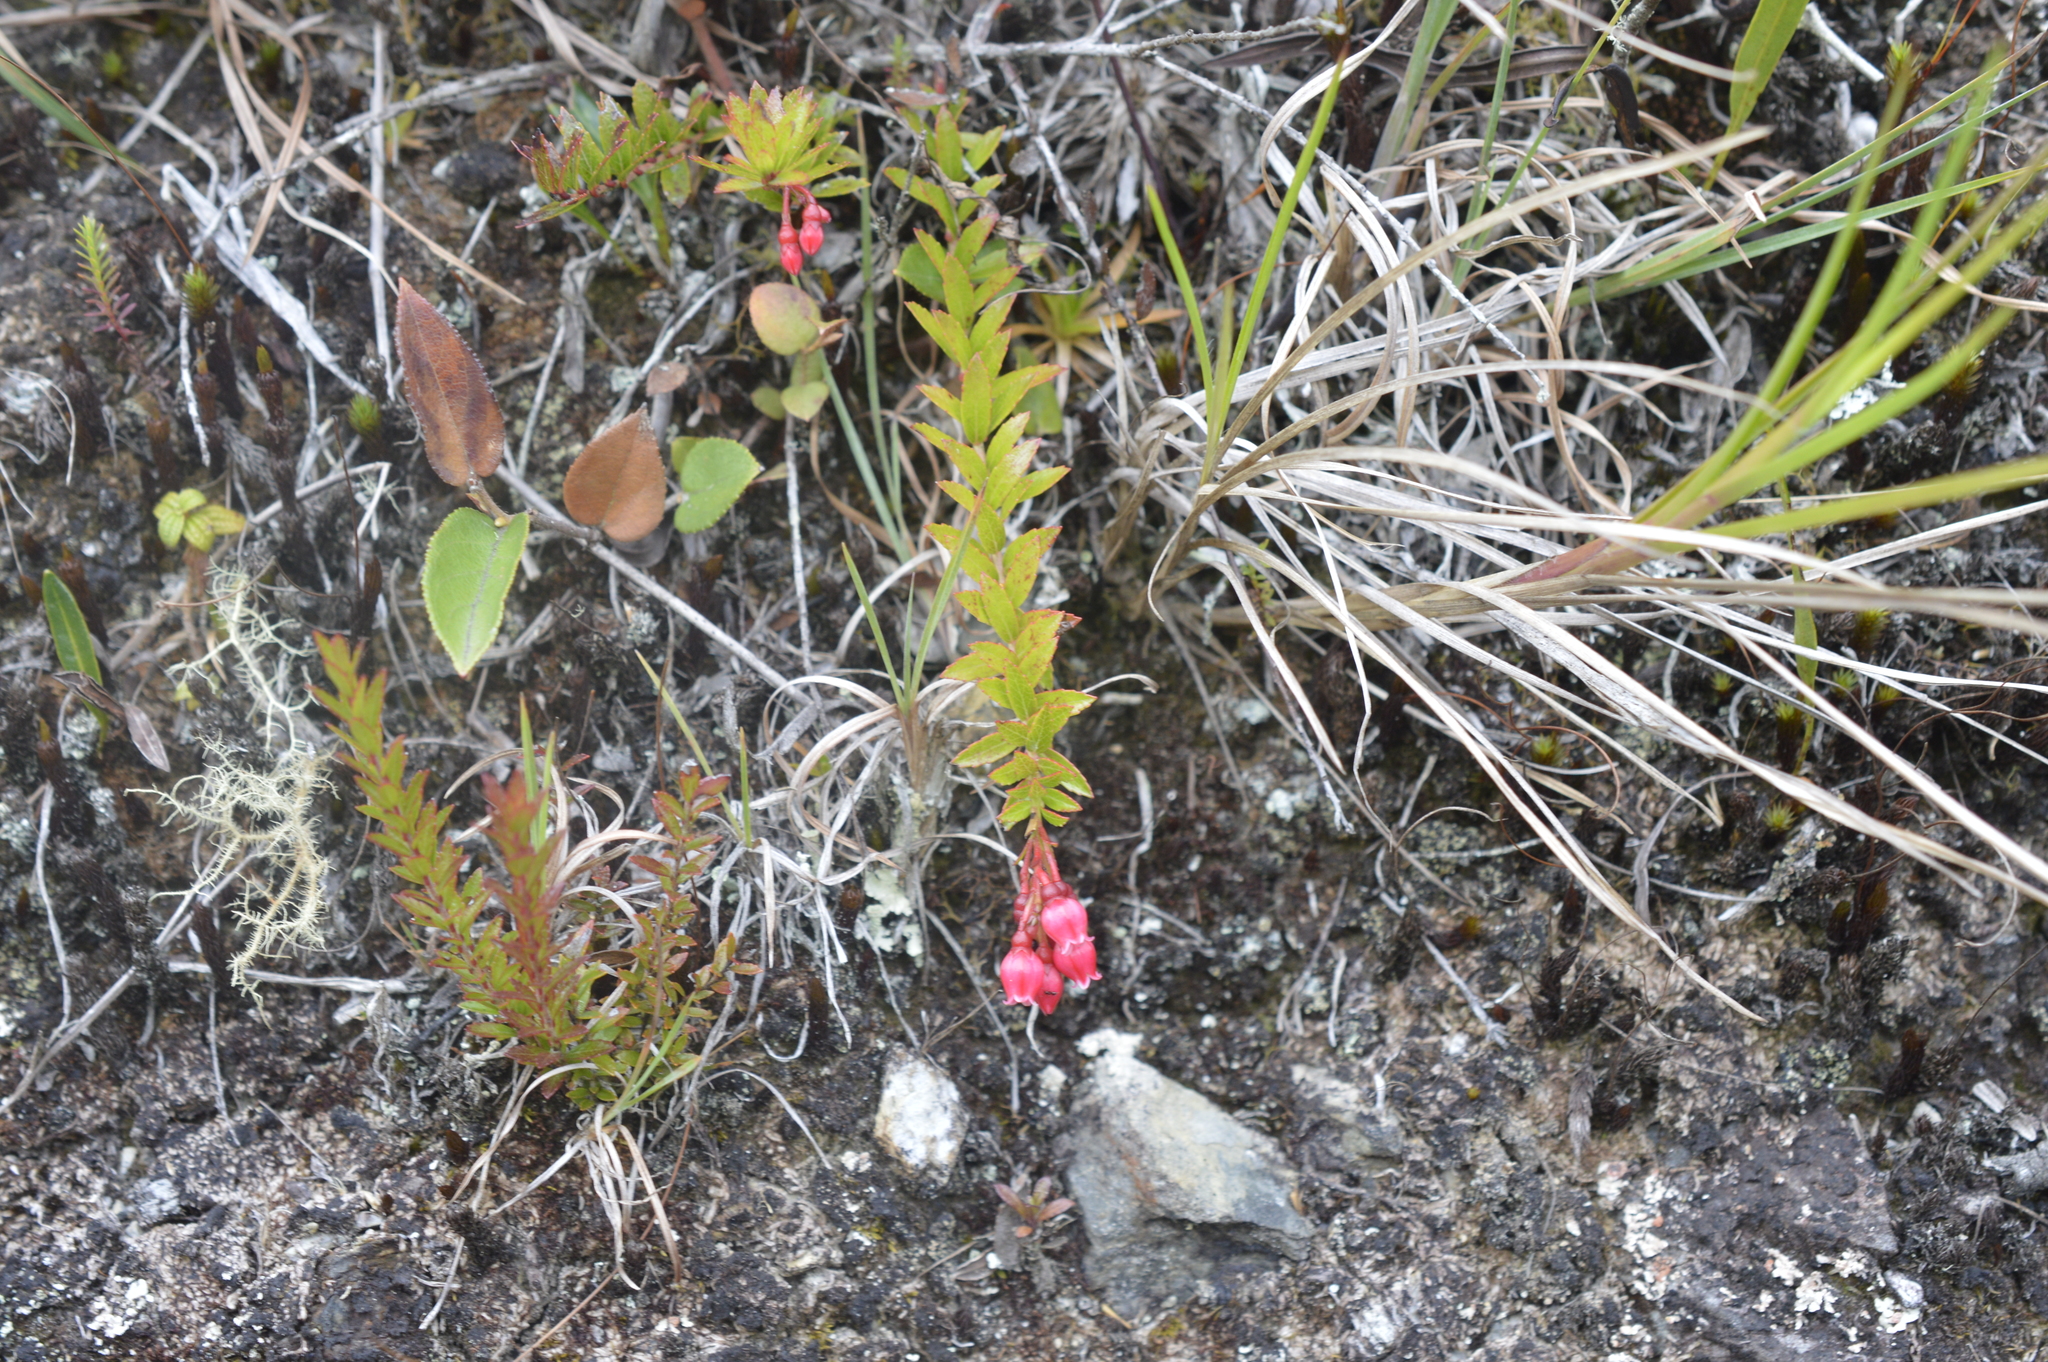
670;0;735;94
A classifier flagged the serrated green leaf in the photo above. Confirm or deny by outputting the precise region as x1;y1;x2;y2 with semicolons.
671;437;762;533
188;503;246;552
42;570;102;687
895;238;1012;301
422;509;529;677
956;721;1028;767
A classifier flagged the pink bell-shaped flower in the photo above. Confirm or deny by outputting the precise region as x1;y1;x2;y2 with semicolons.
1039;883;1087;946
999;933;1045;1007
1032;945;1066;1014
1053;934;1099;987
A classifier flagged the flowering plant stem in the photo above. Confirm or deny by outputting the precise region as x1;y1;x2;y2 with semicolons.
889;205;1099;1013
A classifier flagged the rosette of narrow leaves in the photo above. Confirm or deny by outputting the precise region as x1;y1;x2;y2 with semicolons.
897;215;1090;830
456;768;627;1092
517;82;713;227
701;83;862;211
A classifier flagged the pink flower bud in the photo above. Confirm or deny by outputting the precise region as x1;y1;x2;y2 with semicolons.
798;199;828;256
1039;885;1087;946
999;934;1045;1006
778;222;803;274
1053;934;1099;987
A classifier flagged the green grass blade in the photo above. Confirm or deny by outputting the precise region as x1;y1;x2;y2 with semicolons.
1634;71;1918;530
0;51;145;177
1858;58;1995;339
1709;449;2048;540
1579;163;2030;303
1373;0;1463;172
826;370;911;561
1586;67;2034;304
842;544;906;710
1454;0;1523;288
1707;0;1810;190
1215;63;1348;459
1146;183;1214;425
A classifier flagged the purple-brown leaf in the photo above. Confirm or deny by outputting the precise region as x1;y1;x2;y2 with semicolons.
562;406;666;542
395;278;505;487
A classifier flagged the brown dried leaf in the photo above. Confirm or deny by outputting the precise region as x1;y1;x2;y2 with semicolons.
395;278;505;487
562;406;666;542
646;361;690;394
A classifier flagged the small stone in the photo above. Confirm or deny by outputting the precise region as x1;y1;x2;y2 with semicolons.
873;1048;966;1175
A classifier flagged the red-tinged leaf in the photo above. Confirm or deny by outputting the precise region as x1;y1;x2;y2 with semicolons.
563;406;667;542
395;278;505;486
1001;532;1060;605
1016;465;1066;502
1037;747;1094;796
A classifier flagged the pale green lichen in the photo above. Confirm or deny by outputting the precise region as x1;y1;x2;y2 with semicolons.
146;568;331;993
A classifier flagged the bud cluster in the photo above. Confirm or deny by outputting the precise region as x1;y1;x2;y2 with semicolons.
998;832;1098;1015
778;186;831;274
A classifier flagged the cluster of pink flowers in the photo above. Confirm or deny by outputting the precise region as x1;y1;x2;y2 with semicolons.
778;186;830;273
998;834;1097;1014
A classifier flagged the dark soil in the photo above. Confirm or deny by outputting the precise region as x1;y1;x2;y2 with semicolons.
4;2;2048;1360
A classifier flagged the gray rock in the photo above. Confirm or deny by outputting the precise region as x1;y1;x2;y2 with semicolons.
873;1047;967;1175
1058;1030;1312;1317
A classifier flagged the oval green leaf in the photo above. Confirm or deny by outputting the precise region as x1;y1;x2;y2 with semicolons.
780;382;829;421
748;282;822;355
41;569;102;687
670;438;762;533
422;509;530;676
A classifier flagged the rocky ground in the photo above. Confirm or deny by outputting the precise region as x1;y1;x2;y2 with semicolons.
4;0;2048;1359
